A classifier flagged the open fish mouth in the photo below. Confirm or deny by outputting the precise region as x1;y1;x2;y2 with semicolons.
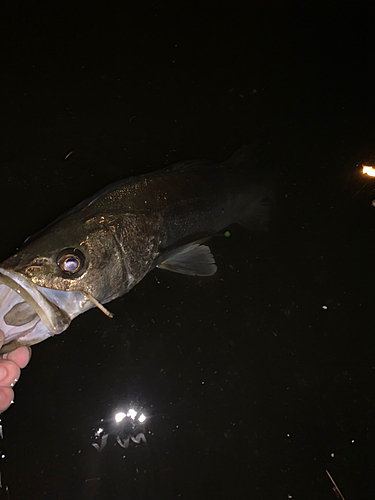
0;269;88;354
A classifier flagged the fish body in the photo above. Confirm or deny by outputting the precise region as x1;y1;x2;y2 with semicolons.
0;146;274;353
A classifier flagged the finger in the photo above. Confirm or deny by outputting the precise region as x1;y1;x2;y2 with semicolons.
4;347;32;369
0;387;14;413
0;360;21;387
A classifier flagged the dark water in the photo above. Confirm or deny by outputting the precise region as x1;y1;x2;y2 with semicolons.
0;4;374;499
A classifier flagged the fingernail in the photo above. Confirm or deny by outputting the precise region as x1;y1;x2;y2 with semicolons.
0;367;7;381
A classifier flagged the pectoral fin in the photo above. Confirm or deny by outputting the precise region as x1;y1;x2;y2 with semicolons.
157;243;217;276
238;199;273;230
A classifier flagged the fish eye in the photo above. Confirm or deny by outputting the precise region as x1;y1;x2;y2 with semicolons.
57;248;85;277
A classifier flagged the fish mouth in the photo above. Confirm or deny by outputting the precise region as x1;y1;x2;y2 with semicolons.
0;268;88;354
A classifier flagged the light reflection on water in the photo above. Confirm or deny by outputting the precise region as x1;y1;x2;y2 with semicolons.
91;405;148;453
0;418;9;499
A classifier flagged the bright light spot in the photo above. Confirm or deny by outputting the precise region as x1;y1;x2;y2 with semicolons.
126;409;137;420
139;413;146;423
363;165;375;177
115;412;126;423
322;305;328;310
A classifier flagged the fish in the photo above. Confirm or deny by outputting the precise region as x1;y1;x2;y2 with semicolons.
0;145;274;354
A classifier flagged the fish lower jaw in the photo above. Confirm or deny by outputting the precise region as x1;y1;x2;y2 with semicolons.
0;268;81;353
0;323;53;353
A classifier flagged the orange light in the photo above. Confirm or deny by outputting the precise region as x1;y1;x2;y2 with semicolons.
363;165;375;177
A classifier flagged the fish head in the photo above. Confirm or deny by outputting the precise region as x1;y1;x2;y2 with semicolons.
0;212;156;353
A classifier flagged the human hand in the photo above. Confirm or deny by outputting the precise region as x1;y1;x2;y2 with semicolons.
0;331;31;412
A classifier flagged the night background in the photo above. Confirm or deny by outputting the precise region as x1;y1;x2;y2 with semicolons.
1;2;375;499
